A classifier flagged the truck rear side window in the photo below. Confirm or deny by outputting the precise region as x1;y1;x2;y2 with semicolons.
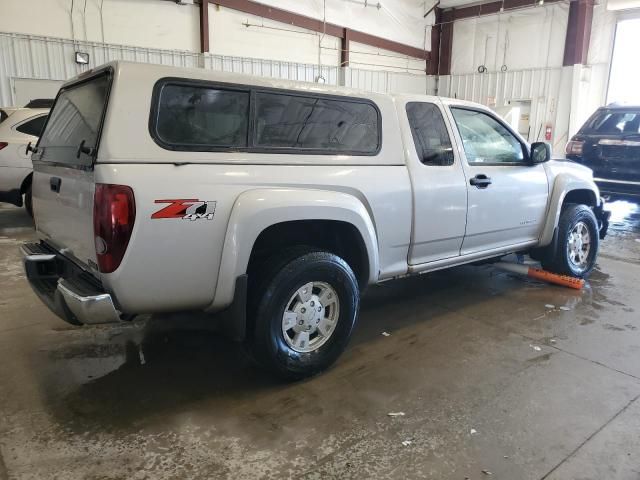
37;72;111;167
254;92;379;154
406;102;454;166
150;79;381;155
155;84;249;148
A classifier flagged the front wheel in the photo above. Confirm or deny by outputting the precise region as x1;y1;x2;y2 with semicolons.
247;249;360;380
541;204;599;278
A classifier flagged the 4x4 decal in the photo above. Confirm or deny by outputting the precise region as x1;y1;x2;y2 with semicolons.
151;199;217;221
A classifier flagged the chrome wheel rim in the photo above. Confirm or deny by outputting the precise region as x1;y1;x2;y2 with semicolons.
281;281;340;353
567;221;591;271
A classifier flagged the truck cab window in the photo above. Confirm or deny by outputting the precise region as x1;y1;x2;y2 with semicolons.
406;102;454;166
451;108;525;165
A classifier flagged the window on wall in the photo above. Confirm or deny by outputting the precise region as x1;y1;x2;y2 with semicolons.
451;108;525;165
254;92;380;154
155;84;250;148
406;102;454;166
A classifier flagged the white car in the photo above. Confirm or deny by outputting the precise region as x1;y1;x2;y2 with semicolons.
22;62;610;379
0;107;49;215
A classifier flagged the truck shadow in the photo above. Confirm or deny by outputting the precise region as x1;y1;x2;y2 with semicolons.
40;262;581;435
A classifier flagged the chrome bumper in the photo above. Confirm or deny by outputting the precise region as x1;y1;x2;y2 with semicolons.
21;243;121;325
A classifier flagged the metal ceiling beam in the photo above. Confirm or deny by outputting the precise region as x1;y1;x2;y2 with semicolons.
200;0;210;52
209;0;429;61
563;0;594;65
445;0;563;21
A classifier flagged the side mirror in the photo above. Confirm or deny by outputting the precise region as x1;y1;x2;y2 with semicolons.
529;142;551;165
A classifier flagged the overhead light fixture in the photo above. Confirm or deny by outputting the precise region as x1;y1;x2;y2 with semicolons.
538;0;544;5
75;51;90;65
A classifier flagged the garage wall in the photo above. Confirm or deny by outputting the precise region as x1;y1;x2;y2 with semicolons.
441;3;621;155
567;3;617;135
0;0;435;106
0;0;200;52
450;3;569;75
208;6;341;67
0;0;430;69
438;67;572;154
0;31;434;107
229;0;432;50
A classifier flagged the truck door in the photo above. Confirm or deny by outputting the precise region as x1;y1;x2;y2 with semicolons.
402;100;468;265
446;106;549;255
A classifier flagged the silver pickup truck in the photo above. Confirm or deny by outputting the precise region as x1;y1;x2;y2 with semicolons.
22;62;610;379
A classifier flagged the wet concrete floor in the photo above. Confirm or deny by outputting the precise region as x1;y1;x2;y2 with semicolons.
0;197;639;479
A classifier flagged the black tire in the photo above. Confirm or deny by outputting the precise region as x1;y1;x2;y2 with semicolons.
24;184;33;218
247;248;360;380
541;204;599;278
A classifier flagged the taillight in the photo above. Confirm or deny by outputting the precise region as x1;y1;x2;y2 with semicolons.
566;139;584;156
0;142;8;150
93;184;136;273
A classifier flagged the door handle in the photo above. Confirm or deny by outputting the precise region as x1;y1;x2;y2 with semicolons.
470;174;492;189
50;177;62;193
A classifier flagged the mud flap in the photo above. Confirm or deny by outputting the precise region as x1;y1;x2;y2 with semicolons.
593;201;610;240
217;275;248;342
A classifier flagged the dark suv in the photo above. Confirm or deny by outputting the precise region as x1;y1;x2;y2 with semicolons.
566;105;640;196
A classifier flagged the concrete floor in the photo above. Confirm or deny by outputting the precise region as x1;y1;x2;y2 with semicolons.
1;198;639;480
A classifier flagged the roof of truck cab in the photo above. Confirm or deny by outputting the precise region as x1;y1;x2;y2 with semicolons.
65;61;481;108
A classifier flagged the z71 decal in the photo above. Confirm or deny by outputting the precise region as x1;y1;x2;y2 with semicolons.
151;199;217;221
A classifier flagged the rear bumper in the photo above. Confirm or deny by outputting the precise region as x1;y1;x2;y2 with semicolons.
21;242;122;325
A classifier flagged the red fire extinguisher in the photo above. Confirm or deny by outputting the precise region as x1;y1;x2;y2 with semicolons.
545;125;553;141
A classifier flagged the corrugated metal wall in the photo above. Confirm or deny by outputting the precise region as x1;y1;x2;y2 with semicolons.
0;31;434;107
438;67;572;154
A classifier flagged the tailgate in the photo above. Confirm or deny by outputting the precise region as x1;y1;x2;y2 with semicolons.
31;69;112;270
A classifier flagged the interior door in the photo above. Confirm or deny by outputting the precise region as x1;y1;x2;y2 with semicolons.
403;101;468;265
447;107;549;255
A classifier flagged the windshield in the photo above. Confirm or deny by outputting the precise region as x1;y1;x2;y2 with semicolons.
581;109;640;135
37;72;111;166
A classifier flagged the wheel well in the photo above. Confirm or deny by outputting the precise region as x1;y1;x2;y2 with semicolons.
562;189;597;208
19;172;32;194
247;220;370;290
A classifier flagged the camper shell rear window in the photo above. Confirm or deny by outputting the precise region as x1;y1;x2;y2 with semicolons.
35;69;112;168
149;78;382;156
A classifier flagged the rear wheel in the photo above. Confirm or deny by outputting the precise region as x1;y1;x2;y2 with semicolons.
24;184;33;218
541;204;599;278
247;248;359;380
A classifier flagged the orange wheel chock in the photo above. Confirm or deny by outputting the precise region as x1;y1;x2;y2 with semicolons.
497;262;585;290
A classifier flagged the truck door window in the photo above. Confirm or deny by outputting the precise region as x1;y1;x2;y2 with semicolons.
155;84;249;148
451;108;525;165
254;92;379;154
406;102;454;166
